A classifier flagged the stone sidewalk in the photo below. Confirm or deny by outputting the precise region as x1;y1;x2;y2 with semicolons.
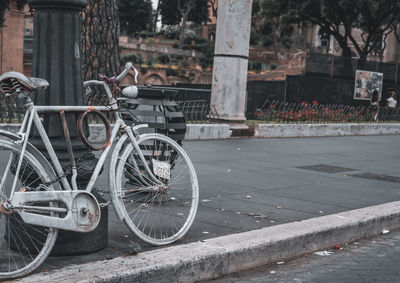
15;134;400;282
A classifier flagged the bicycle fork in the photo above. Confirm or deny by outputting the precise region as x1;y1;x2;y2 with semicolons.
124;125;165;187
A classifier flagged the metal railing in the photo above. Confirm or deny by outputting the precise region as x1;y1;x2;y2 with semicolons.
246;100;400;123
177;100;218;123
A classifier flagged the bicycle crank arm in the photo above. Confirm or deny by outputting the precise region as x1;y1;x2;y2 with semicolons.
11;190;101;233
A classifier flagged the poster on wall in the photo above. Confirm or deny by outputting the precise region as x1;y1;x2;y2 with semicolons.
354;70;383;100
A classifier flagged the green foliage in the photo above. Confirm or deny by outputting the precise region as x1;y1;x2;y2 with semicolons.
162;25;181;39
252;0;261;16
163;26;199;43
144;37;156;45
199;57;212;68
172;54;184;60
248;61;263;71
192;40;214;68
166;68;179;76
159;0;181;25
181;60;190;67
159;0;209;25
140;68;147;75
262;35;274;47
188;0;209;24
137;31;156;38
146;54;154;66
157;54;170;64
120;52;144;65
183;29;198;42
250;28;260;45
118;0;153;35
260;0;400;58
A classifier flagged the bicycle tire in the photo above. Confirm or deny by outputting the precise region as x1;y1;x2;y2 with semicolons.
0;138;58;279
113;133;199;246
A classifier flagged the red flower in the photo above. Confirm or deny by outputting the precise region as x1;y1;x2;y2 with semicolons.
313;100;318;105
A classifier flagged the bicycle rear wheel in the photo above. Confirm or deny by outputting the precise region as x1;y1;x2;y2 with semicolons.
114;133;198;246
0;139;58;279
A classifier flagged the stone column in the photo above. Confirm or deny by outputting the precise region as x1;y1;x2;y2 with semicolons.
210;0;253;124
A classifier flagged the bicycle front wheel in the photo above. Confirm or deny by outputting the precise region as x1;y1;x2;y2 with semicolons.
115;134;199;246
0;139;58;279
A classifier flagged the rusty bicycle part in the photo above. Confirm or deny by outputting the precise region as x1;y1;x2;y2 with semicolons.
77;108;111;151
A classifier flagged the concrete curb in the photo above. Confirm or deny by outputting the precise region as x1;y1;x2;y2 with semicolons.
185;124;231;140
16;201;400;283
2;123;400;141
254;123;400;138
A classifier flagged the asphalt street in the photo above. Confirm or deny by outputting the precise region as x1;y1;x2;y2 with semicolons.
6;134;400;275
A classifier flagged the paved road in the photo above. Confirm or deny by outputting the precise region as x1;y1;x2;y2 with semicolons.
5;135;400;274
207;227;400;282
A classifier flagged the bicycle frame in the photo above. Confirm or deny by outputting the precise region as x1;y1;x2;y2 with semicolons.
6;97;162;201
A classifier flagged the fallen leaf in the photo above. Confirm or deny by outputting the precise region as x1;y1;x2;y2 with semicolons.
382;229;390;234
246;195;252;199
276;206;282;209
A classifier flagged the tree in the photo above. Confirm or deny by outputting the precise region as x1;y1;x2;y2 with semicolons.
81;0;120;81
252;0;295;62
159;0;209;49
159;0;209;25
159;0;181;25
0;0;26;27
260;0;400;59
177;0;196;49
118;0;153;35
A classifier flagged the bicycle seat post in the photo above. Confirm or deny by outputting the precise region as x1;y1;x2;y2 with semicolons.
59;110;78;191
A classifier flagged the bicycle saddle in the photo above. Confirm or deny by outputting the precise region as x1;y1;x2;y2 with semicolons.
0;71;49;93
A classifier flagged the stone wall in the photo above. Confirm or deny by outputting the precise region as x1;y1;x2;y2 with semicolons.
0;4;25;74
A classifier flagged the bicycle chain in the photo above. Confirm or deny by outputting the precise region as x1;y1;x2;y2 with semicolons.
42;151;92;188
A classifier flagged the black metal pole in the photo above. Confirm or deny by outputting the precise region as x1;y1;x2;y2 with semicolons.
29;0;89;165
28;0;108;255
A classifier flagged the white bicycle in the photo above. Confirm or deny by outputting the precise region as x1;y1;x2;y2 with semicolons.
0;63;199;279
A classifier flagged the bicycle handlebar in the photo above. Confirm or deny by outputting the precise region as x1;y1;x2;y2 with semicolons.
84;62;139;107
116;62;138;83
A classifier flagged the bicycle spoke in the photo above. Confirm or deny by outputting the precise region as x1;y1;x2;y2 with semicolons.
115;134;198;245
0;140;57;279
